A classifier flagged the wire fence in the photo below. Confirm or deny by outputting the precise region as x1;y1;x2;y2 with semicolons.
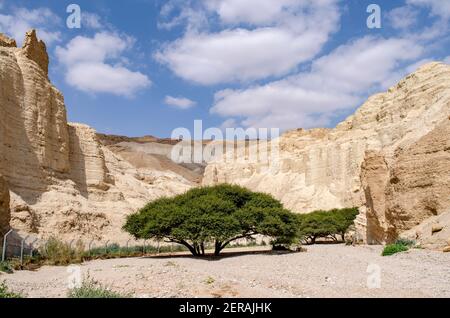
0;229;183;265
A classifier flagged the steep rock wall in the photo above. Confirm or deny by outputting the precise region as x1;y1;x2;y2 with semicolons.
0;31;194;241
0;174;10;235
361;117;450;246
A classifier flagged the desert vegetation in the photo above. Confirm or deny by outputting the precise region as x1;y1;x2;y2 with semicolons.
123;184;299;256
382;239;416;256
296;208;359;244
0;281;23;298
67;276;129;298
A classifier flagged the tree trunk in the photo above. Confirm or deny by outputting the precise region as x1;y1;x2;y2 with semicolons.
214;241;221;256
200;242;205;255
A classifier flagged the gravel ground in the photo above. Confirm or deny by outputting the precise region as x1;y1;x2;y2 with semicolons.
2;245;450;298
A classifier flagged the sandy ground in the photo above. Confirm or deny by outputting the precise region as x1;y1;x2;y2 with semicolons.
1;245;449;298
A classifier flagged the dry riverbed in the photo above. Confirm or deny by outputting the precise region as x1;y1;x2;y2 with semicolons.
2;245;449;298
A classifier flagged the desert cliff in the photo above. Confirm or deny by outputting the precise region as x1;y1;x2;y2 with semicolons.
0;31;194;241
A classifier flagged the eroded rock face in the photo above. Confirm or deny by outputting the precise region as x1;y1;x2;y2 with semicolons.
0;175;10;235
22;29;49;75
203;62;450;247
0;30;194;241
362;117;450;246
0;33;16;47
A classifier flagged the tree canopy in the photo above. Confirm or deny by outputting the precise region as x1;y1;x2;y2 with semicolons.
123;184;298;256
297;207;359;244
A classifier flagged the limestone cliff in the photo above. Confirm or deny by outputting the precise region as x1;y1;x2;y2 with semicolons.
203;62;450;247
0;174;10;235
0;31;194;241
361;117;450;247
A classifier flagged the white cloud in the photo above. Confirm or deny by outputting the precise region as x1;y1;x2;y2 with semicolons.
82;12;103;29
407;0;450;19
0;7;61;45
204;0;312;26
211;37;424;130
387;6;419;29
156;0;340;85
165;96;197;109
56;33;151;97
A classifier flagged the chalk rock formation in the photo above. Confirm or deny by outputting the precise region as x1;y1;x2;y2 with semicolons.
203;62;450;246
0;31;193;241
0;175;10;235
362;117;450;247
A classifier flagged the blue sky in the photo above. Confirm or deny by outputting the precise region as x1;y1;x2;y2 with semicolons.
0;0;449;137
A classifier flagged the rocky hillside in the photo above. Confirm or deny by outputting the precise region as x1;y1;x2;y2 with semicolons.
203;62;450;248
0;31;194;241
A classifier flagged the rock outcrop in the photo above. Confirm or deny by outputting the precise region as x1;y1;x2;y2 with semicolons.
362;117;450;247
0;31;194;241
0;174;10;235
203;62;450;247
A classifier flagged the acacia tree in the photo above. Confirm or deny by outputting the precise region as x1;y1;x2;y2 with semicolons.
123;184;298;256
297;207;359;244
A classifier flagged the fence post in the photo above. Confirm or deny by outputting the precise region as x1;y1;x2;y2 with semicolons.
29;238;38;258
69;239;75;250
2;229;13;262
143;240;147;255
126;239;131;256
104;240;110;255
88;239;96;257
20;235;30;265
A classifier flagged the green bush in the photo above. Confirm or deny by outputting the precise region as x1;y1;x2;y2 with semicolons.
297;208;359;244
394;238;415;247
123;184;298;256
0;281;23;298
382;243;409;256
0;261;13;274
68;277;130;298
382;239;415;256
40;237;85;265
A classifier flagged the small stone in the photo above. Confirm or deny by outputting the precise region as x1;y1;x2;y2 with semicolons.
431;225;443;234
443;246;450;253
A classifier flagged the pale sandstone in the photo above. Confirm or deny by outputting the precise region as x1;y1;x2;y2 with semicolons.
0;33;16;47
0;31;194;242
363;117;450;246
0;174;10;235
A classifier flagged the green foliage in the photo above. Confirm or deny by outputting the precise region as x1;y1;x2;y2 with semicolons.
382;243;409;256
40;237;85;265
123;184;298;256
0;281;23;298
382;239;415;256
394;238;415;247
297;207;359;244
0;261;13;274
68;276;130;298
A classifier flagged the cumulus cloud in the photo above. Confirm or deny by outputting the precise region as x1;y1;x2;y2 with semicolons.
0;7;61;45
211;37;424;130
82;12;103;29
407;0;450;19
56;33;151;96
165;96;197;109
156;0;340;85
387;6;419;29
